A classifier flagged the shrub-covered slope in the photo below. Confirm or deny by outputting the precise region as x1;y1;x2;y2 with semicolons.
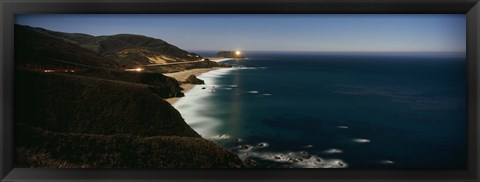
17;126;243;168
14;24;120;69
15;70;244;168
25;24;203;66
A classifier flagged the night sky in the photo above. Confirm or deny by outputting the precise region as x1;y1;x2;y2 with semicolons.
16;14;466;53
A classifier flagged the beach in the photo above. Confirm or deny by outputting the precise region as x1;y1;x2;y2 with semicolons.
164;67;221;104
164;58;232;104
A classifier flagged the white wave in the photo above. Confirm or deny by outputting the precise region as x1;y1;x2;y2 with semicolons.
323;148;343;154
256;142;269;148
232;141;348;168
353;138;371;143
172;68;235;137
238;145;254;152
233;66;267;70
246;151;348;168
337;126;349;129
303;145;314;148
381;160;395;164
211;58;233;62
247;90;259;94
262;93;272;96
208;134;231;140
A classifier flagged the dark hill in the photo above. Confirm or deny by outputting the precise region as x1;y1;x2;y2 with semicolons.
15;70;243;168
16;24;188;99
14;24;119;70
75;70;185;99
26;25;202;66
17;125;243;168
16;70;197;137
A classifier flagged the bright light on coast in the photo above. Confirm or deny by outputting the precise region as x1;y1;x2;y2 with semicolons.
124;68;145;72
235;50;241;55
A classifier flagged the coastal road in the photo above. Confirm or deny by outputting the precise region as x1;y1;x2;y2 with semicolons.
145;57;233;67
146;60;204;67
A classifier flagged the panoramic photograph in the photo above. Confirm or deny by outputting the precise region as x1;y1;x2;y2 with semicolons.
14;14;466;168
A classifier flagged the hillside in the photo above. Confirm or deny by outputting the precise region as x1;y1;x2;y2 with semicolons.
15;70;244;168
14;24;120;70
16;24;230;73
28;25;202;66
15;25;187;99
14;24;243;168
146;59;232;73
75;70;185;99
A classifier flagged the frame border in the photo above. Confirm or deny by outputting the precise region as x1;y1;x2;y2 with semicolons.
1;0;479;181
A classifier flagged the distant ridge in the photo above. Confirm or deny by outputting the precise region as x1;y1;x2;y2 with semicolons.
17;24;203;67
15;24;120;69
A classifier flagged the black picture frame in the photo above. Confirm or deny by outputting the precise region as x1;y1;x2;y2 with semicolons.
1;0;479;181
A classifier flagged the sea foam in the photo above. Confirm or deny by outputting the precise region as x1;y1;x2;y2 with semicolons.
172;68;236;137
323;148;343;154
245;151;348;168
353;138;371;143
212;58;233;62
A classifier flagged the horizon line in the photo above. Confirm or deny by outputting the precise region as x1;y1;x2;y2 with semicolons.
189;50;466;54
15;24;466;54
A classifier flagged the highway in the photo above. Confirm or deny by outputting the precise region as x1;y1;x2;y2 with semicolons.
146;59;205;67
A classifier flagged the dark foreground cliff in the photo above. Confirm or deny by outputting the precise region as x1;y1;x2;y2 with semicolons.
15;70;243;168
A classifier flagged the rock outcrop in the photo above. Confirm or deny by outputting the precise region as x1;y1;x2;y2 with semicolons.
183;75;205;84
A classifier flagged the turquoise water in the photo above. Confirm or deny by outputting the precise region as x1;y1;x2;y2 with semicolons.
174;52;466;168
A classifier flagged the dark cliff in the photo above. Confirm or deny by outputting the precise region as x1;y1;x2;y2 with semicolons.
13;24;242;168
15;24;120;70
15;70;243;168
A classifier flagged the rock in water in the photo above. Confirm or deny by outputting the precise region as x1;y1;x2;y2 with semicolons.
183;75;205;84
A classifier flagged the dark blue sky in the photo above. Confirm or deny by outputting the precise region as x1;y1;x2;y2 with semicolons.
16;14;465;52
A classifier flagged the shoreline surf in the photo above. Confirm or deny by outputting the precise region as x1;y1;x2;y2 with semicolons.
164;58;233;104
171;67;237;137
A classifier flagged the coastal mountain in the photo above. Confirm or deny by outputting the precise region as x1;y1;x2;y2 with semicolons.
15;24;185;99
15;24;120;69
24;24;202;66
14;25;242;168
15;70;243;168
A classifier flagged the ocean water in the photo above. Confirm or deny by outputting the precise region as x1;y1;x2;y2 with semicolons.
173;51;466;168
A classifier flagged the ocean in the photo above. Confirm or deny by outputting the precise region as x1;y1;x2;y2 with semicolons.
173;51;467;168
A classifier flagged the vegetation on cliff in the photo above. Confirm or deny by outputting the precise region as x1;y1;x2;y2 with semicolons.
23;24;202;67
15;68;243;168
17;125;242;168
14;24;232;98
14;24;243;168
15;24;120;70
